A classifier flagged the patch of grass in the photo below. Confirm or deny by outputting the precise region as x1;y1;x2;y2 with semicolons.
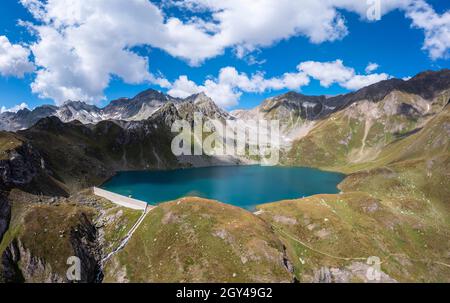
0;132;24;160
19;204;96;276
101;206;142;256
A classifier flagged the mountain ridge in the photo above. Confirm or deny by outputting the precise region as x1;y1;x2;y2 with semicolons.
1;69;449;132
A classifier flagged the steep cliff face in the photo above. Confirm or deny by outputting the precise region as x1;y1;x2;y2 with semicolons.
0;132;67;196
0;195;10;244
1;133;38;186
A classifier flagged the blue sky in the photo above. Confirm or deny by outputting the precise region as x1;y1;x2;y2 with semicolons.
0;0;449;111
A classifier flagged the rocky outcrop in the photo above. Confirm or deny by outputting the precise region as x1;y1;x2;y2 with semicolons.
0;208;102;283
0;141;41;188
69;213;103;283
0;194;10;244
1;239;63;283
178;92;231;121
312;264;397;283
0;133;67;196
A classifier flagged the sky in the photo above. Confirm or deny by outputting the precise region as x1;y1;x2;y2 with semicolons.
0;0;449;112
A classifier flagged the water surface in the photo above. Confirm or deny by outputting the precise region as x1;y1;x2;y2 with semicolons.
102;166;345;210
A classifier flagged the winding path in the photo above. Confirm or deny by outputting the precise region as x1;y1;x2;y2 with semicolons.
102;205;152;264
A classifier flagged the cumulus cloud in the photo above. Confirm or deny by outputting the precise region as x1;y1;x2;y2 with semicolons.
0;102;29;114
365;62;380;73
0;36;34;78
168;60;390;108
20;0;181;104
169;0;432;57
298;60;390;90
405;0;450;60
173;0;416;45
298;60;354;87
167;76;201;99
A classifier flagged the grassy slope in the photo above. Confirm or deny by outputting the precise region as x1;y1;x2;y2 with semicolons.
260;103;450;282
257;193;450;282
340;104;450;211
104;198;293;283
0;132;23;161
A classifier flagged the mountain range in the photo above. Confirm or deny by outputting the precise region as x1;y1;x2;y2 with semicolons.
0;90;230;131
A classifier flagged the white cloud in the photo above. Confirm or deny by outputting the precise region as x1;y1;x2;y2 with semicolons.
298;60;354;87
0;36;34;78
168;60;390;108
405;0;450;60
20;0;210;104
169;74;243;108
341;73;390;90
170;0;420;57
297;60;390;90
365;62;380;73
1;102;29;114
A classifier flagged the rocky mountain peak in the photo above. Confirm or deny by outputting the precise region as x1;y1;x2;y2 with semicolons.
177;92;230;121
15;108;32;115
259;92;326;120
332;69;450;107
59;101;101;115
148;102;180;127
133;88;168;101
191;92;210;103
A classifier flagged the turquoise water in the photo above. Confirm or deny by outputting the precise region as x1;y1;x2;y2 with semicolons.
102;166;345;211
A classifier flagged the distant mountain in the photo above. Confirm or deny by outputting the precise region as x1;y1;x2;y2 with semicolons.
0;89;181;131
232;69;450;145
234;69;450;121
